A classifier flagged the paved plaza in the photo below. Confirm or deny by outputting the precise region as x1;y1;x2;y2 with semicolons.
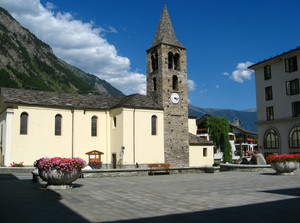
1;171;300;222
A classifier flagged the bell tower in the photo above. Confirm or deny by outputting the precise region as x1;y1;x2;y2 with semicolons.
146;3;189;167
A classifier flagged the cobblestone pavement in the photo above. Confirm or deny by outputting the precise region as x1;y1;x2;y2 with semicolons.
1;171;300;222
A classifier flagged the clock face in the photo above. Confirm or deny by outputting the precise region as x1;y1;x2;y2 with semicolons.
171;93;180;104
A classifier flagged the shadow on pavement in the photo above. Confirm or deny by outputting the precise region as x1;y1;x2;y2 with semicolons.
106;198;300;223
0;174;89;223
261;187;300;197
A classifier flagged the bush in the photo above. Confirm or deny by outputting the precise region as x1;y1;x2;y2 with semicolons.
10;162;24;167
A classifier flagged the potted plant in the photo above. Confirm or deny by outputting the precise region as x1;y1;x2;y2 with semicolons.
266;154;300;174
88;161;102;169
34;157;86;188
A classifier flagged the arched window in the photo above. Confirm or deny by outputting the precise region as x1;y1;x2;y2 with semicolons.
172;75;178;90
264;129;279;149
55;114;62;136
113;116;117;128
289;126;300;148
168;52;173;69
151;115;157;135
20;112;28;135
151;55;156;71
153;77;157;91
151;51;158;72
91;116;98;137
174;53;180;70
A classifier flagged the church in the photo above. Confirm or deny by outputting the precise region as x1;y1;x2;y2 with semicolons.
0;4;214;168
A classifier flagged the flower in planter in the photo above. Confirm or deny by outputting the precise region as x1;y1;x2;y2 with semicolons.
88;161;102;169
266;154;300;163
34;157;87;172
10;162;24;167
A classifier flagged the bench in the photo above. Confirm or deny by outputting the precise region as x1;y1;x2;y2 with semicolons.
148;163;170;175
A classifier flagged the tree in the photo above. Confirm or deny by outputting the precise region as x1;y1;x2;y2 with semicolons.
206;116;232;163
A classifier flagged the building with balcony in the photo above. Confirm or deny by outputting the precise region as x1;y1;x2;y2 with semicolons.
196;114;257;161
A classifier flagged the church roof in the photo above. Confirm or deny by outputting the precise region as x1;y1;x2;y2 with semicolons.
189;133;214;146
148;3;185;50
0;88;163;111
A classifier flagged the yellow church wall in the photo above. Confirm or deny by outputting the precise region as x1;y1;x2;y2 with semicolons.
135;109;164;164
122;108;135;164
3;104;165;167
10;106;73;165
109;108;164;166
8;106;112;166
188;118;197;134
109;108;124;164
72;110;108;164
189;145;214;166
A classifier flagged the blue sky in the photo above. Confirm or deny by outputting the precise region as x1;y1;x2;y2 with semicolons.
1;0;300;110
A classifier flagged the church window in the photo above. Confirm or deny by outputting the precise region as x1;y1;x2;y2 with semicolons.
172;75;178;90
55;114;62;136
168;52;173;69
153;77;157;91
174;53;180;70
113;116;117;128
203;148;207;157
151;115;157;135
91;116;98;137
20;112;28;135
289;126;300;148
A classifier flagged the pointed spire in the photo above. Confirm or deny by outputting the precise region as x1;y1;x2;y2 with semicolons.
148;3;185;50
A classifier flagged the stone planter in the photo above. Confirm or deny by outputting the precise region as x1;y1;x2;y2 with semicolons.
39;169;81;188
89;164;102;169
271;161;299;175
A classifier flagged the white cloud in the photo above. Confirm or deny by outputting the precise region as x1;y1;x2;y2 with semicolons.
187;79;196;91
225;61;254;83
45;2;55;10
200;89;207;94
0;0;145;95
104;72;146;95
216;85;219;89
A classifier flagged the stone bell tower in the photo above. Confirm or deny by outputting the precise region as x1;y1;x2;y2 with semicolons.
146;3;189;167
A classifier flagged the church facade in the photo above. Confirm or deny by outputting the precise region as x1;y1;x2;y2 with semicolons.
0;4;214;168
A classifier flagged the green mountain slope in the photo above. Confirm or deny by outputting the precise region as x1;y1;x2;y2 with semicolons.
0;7;123;96
189;104;258;133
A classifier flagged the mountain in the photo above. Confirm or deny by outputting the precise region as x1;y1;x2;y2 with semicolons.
240;108;257;112
0;7;123;96
189;104;258;133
